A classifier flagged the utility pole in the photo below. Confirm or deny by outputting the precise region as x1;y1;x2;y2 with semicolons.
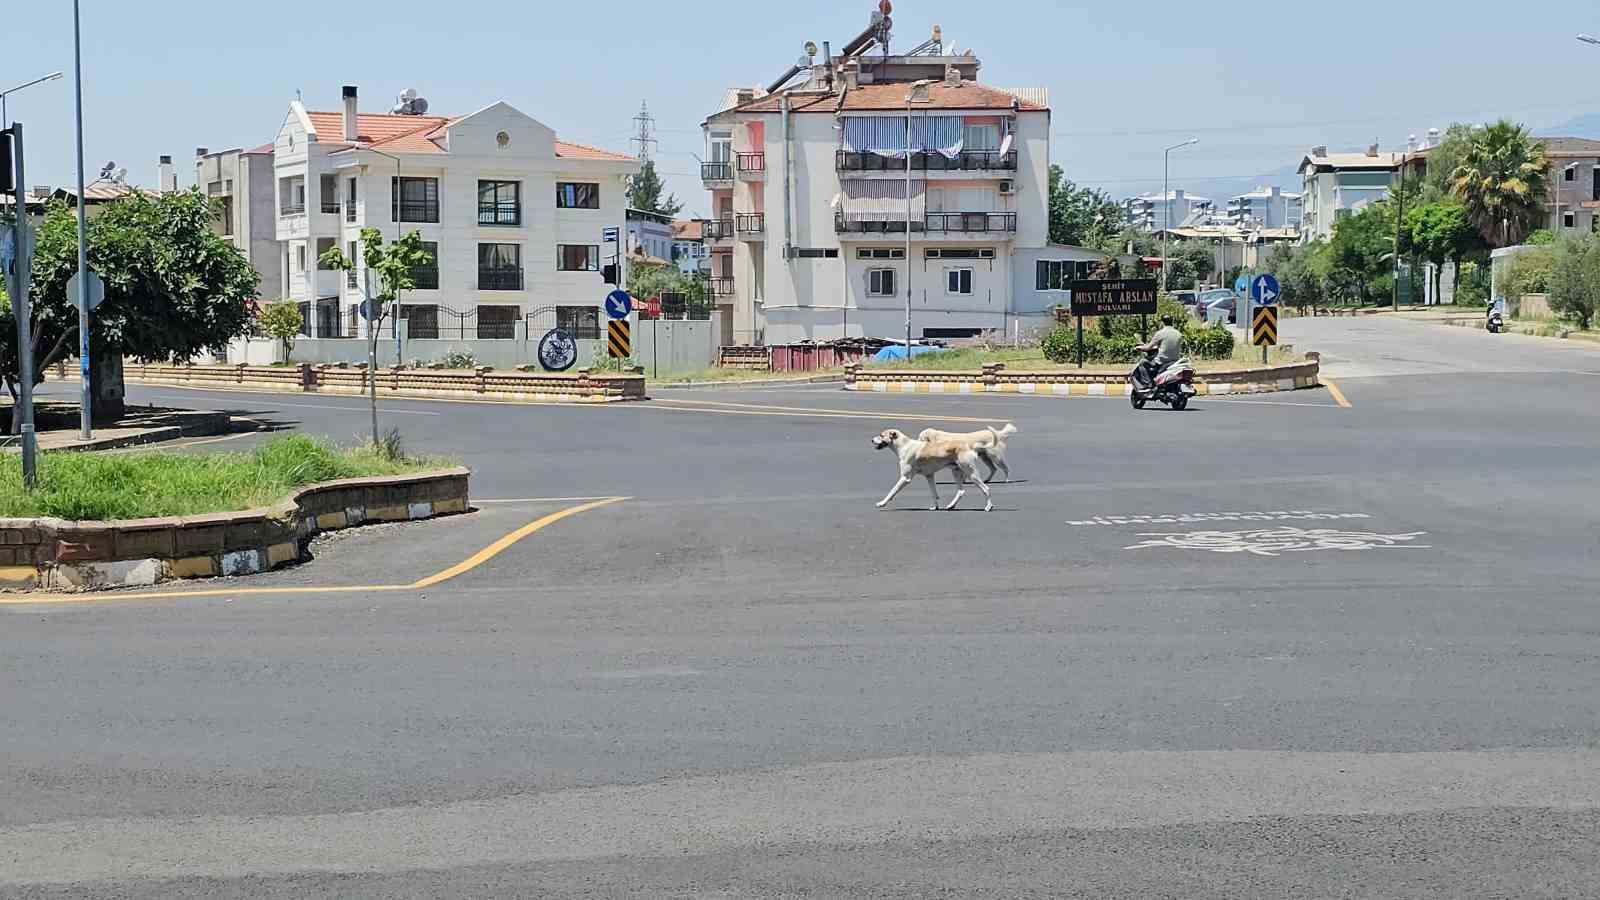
1393;153;1404;311
631;101;658;163
4;124;39;486
71;0;92;439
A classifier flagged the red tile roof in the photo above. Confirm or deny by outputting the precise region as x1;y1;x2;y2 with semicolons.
729;81;1045;115
306;110;631;160
244;142;275;155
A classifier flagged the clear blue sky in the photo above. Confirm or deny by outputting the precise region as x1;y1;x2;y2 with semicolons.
10;1;1600;216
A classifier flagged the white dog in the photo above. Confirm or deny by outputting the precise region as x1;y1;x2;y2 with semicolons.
916;424;1017;483
871;428;995;512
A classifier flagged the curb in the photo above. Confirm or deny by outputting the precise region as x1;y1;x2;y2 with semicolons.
2;413;235;454
651;374;845;391
0;467;469;593
843;360;1321;398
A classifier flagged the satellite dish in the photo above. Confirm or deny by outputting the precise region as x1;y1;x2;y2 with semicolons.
871;10;883;25
100;161;116;178
796;55;811;68
804;41;818;58
411;97;428;114
114;168;127;183
400;87;418;102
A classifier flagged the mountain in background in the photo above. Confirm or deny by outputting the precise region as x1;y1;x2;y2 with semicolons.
1539;112;1600;138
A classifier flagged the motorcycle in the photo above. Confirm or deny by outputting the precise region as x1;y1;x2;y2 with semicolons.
1129;350;1197;411
1486;299;1506;334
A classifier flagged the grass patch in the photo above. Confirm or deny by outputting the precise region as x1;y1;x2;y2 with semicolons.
0;434;445;521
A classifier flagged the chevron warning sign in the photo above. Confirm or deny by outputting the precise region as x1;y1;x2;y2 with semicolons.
1251;305;1278;346
607;319;632;358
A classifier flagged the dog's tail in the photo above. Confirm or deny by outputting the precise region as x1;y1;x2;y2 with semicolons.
994;423;1018;440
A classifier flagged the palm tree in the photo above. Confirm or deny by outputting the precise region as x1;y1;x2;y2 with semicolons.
1449;120;1548;248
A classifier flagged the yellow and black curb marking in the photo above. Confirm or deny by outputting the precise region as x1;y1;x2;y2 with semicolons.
607;320;632;358
846;375;1321;397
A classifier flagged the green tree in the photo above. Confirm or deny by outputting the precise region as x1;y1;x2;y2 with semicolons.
1419;123;1480;203
1406;200;1486;302
1326;205;1395;304
1047;165;1123;248
626;160;683;217
1500;246;1554;307
627;264;710;318
1450;120;1548;248
1524;229;1556;246
1262;241;1328;313
258;300;305;360
1;192;258;424
1548;233;1600;329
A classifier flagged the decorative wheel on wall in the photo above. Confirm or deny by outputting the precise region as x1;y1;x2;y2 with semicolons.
538;328;578;372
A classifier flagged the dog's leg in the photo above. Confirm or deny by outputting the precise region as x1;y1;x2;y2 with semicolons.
994;453;1011;483
876;476;911;509
924;474;945;510
943;466;967;511
980;450;999;483
970;467;995;512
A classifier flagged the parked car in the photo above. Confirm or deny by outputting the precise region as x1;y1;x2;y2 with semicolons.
1203;293;1237;325
1171;290;1198;310
1197;288;1236;324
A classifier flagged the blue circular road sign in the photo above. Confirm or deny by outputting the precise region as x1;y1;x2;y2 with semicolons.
1250;273;1281;305
605;289;633;319
1234;274;1250;295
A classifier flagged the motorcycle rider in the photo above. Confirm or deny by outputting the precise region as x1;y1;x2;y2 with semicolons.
1134;315;1185;390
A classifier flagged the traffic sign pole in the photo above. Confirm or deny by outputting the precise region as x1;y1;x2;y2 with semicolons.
6;124;38;487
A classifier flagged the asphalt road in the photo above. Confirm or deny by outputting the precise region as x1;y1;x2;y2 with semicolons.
5;316;1600;897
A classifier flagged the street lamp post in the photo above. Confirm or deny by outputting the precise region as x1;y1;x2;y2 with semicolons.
71;0;92;440
0;72;63;131
1162;138;1199;293
904;80;933;358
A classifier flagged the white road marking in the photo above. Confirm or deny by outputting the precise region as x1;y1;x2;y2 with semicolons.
1069;511;1373;527
1126;526;1429;556
144;395;442;416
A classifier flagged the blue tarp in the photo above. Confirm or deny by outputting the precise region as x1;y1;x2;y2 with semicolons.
872;345;942;362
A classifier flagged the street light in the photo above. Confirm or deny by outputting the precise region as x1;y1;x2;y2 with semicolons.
72;0;92;440
903;79;934;357
1162;138;1199;293
0;72;63;130
1578;34;1600;45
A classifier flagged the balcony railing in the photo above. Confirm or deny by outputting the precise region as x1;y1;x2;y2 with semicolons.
477;202;521;226
835;212;1018;234
737;152;766;174
280;203;306;217
320;199;341;214
705;218;736;240
709;277;736;296
345;203;357;223
835;149;1018;173
477;267;524;291
735;213;765;234
701;162;734;182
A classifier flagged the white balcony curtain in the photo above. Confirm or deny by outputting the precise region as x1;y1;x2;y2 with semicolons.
840;179;926;222
842;116;964;158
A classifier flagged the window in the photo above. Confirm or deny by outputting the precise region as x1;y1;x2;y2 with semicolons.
857;248;906;260
477;305;519;339
1037;260;1083;292
557;244;599;271
346;177;358;222
219;197;234;236
319;174;339;212
1564;211;1576;229
476;180;521;225
403;304;439;339
556;182;600;209
925;248;994;259
295;245;306;272
478;243;522;290
207;180;224;195
963;123;1000;152
557;305;601;339
946;268;974;295
411;241;439;289
791;248;839;258
315;238;336;270
867;268;896;297
1565;166;1577;182
391;176;439;223
709;131;732;163
279;176;305;215
347;240;359;288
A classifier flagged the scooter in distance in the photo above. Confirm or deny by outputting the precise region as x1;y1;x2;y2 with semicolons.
1129;350;1197;411
1486;299;1506;333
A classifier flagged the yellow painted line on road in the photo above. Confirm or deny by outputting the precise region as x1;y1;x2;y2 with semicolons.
0;497;629;606
654;397;1002;424
1322;378;1353;408
475;496;623;504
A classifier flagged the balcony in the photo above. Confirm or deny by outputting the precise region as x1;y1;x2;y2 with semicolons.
835;149;1018;173
705;218;736;242
701;162;734;184
735;213;765;237
835;211;1017;235
280;203;306;218
709;277;736;297
477;202;521;227
736;152;766;180
477;267;524;291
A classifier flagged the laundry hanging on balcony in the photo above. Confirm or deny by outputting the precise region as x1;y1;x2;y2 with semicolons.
838;179;926;223
841;116;964;159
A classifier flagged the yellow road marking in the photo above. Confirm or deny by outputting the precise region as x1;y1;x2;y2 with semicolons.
475;496;622;504
1322;378;1353;408
0;497;629;606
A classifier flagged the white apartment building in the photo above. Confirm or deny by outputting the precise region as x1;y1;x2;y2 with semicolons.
701;26;1100;345
1123;190;1213;232
195;145;282;301
1226;185;1302;231
1298;145;1403;242
271;85;637;340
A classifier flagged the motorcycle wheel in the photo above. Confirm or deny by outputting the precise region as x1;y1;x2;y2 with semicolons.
1171;395;1189;411
1131;393;1146;410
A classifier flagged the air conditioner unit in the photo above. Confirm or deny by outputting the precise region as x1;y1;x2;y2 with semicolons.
998;179;1015;195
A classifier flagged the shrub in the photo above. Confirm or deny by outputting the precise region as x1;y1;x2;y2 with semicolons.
1042;327;1140;365
1041;326;1081;363
1186;323;1236;359
440;350;476;369
258;300;304;359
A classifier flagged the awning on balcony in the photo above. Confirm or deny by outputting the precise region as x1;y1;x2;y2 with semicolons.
839;179;926;223
842;116;964;159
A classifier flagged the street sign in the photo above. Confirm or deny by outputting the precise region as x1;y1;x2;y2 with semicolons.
607;319;632;358
604;289;632;319
1251;305;1279;346
359;298;380;320
603;227;620;243
0;229;14;277
1068;279;1158;316
66;270;106;312
1234;274;1250;295
1250;273;1281;305
538;327;578;372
